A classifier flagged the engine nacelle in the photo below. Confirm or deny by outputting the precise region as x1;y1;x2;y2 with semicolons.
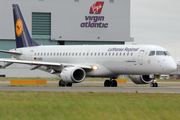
129;75;154;84
60;67;86;83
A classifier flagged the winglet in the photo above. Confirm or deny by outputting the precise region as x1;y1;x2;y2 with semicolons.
12;4;39;48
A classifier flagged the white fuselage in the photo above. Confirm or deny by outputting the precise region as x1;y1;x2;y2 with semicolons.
12;45;177;77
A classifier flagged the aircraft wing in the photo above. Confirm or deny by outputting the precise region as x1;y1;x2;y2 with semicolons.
0;59;61;68
0;59;92;70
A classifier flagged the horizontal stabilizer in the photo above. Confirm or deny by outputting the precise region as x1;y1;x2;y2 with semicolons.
0;50;22;55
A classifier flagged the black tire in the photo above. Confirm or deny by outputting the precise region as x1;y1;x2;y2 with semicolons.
59;80;65;87
66;83;72;87
150;83;155;87
104;80;111;87
154;83;158;87
111;80;117;87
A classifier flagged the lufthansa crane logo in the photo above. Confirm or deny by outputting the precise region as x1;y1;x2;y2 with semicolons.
16;19;23;37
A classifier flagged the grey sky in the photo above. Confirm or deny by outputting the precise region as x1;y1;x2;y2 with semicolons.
130;0;180;59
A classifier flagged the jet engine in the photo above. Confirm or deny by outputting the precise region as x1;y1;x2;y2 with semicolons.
129;75;154;84
60;67;86;83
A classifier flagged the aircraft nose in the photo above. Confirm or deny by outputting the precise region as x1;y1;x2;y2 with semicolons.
168;60;177;72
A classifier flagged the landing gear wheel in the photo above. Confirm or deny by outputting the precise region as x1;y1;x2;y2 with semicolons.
66;83;72;87
111;80;117;87
104;80;111;87
154;83;158;87
150;83;158;87
59;80;65;87
150;83;155;87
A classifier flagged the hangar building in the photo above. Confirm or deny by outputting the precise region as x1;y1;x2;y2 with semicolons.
0;0;133;77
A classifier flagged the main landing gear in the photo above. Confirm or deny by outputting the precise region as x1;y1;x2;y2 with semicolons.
104;79;117;87
150;80;158;87
59;79;72;87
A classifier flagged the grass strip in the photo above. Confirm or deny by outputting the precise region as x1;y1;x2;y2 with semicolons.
0;91;180;120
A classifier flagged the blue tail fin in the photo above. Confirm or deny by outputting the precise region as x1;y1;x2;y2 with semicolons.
13;4;39;48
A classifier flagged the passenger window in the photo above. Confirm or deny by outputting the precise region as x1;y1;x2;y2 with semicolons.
149;51;155;56
116;53;118;56
44;53;46;56
123;53;125;56
34;53;36;56
131;53;133;56
47;53;49;56
102;53;104;56
54;53;56;56
120;53;122;56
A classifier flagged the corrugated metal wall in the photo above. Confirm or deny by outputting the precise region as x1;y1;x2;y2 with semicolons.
32;12;57;45
32;13;51;37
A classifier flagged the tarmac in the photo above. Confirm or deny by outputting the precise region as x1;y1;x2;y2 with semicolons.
0;81;180;93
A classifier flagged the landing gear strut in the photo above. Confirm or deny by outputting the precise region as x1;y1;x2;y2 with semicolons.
104;79;117;87
59;80;72;87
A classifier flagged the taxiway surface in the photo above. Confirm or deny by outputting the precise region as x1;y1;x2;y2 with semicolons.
0;81;180;93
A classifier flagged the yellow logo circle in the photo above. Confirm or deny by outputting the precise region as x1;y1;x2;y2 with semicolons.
16;19;23;37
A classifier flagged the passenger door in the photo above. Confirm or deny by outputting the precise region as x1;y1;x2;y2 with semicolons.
138;50;144;65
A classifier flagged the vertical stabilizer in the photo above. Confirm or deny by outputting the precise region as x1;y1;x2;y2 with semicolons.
12;4;39;48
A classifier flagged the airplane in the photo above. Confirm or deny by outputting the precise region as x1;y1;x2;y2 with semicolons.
0;4;177;87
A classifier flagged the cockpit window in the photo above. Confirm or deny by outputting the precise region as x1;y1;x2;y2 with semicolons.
149;51;155;56
156;51;165;55
156;51;170;56
164;51;170;56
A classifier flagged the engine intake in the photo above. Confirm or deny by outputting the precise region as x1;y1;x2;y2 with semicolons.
129;75;153;84
60;67;86;83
